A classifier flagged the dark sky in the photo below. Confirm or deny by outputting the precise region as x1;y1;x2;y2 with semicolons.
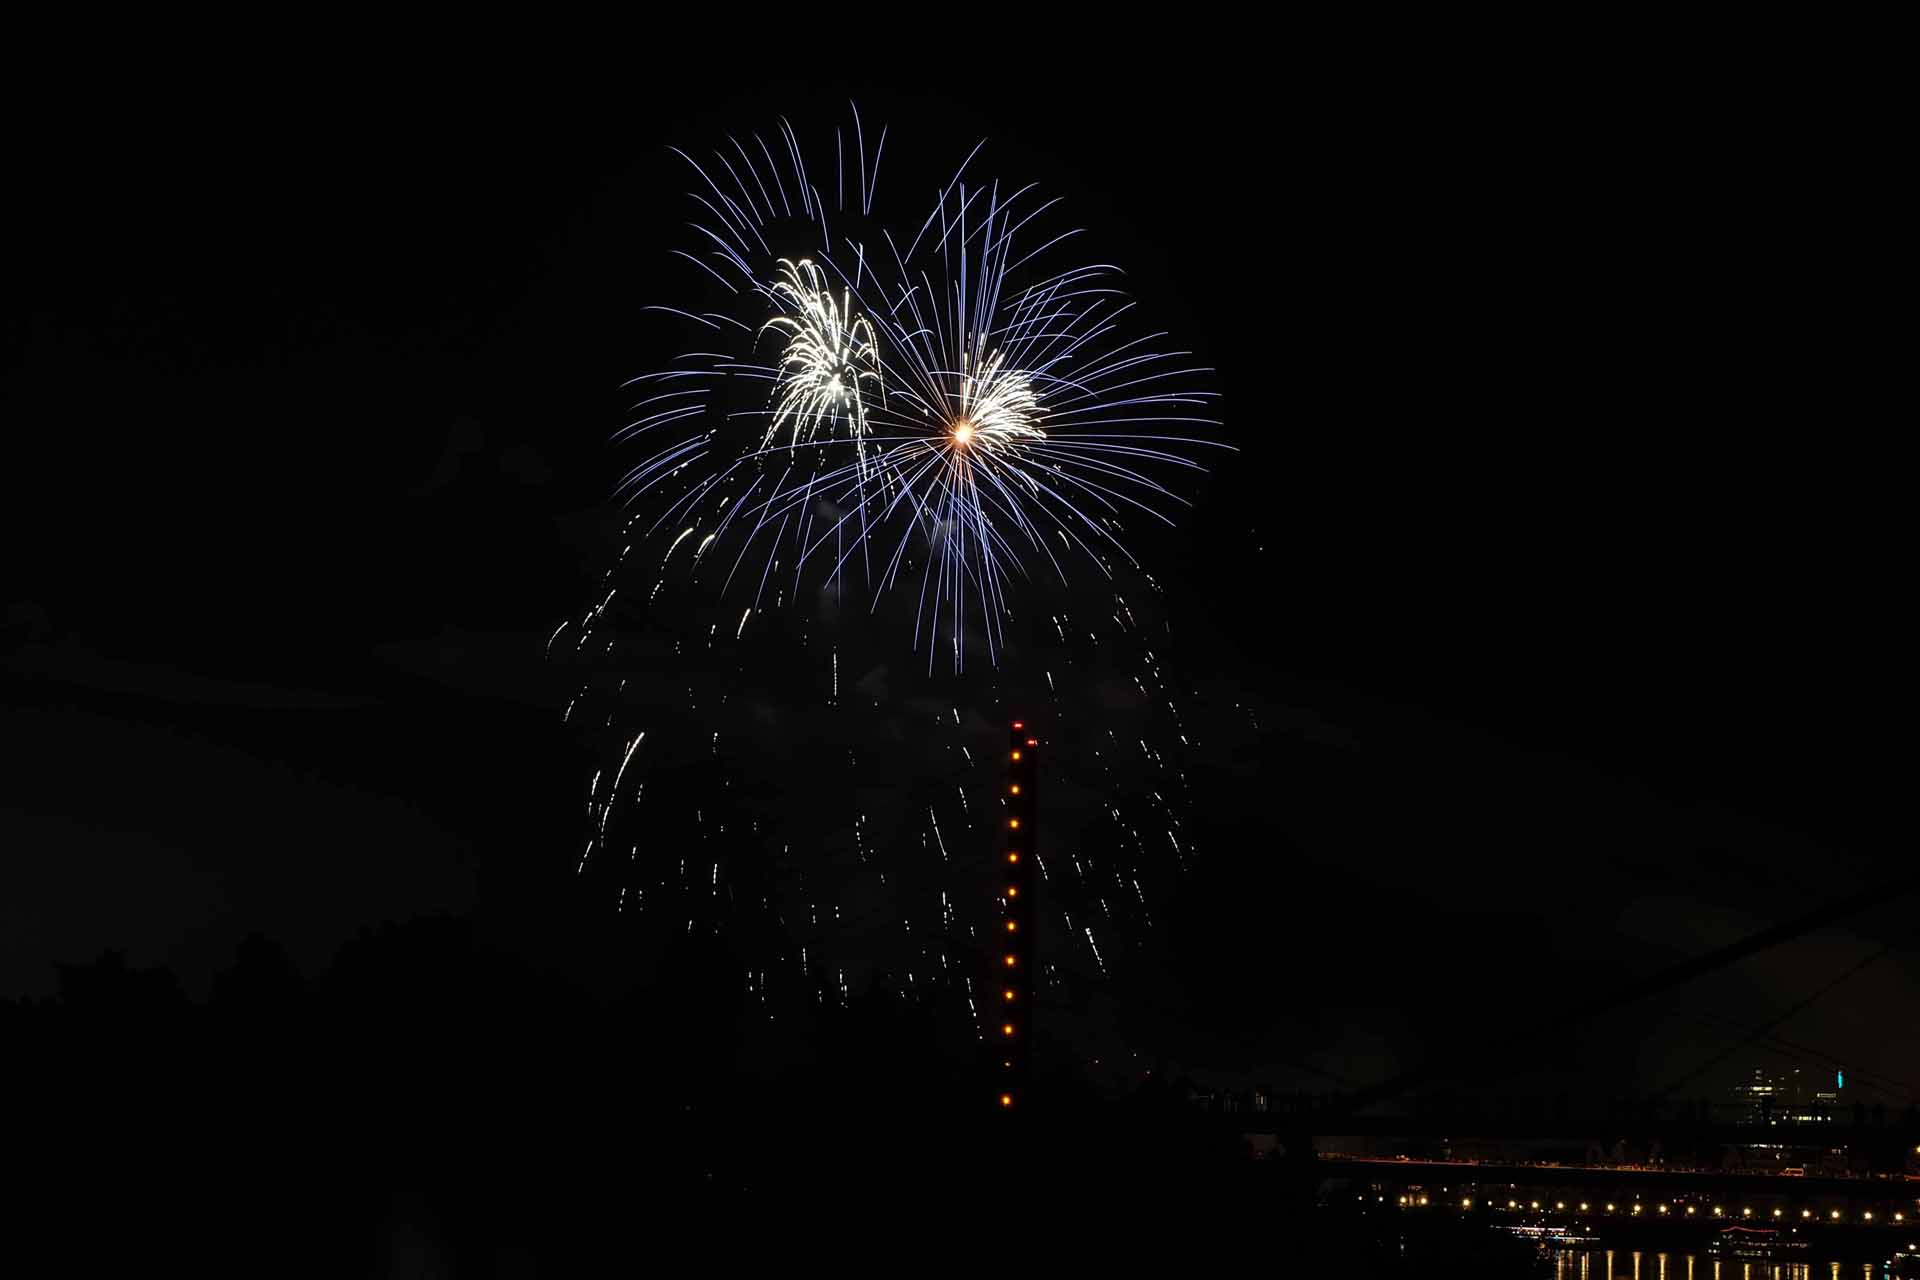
4;54;1907;1104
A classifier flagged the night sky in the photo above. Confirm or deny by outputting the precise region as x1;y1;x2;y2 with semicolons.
5;55;1908;1112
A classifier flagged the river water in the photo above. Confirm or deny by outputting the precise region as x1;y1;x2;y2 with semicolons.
1547;1249;1894;1279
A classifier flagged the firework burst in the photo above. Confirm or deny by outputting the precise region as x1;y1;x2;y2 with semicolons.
558;108;1223;1039
615;114;1223;672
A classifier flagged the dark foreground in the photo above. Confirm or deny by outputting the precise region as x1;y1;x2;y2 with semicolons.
12;1087;1552;1276
5;924;1552;1275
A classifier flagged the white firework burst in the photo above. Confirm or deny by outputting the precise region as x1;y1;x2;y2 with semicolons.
761;258;882;472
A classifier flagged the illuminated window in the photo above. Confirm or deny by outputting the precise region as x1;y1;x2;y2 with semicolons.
1002;1023;1014;1036
1000;1093;1012;1107
1004;955;1016;967
1011;751;1021;761
1010;785;1021;795
1007;852;1020;864
1006;921;1017;932
1003;989;1015;1002
1009;818;1020;829
1006;886;1018;897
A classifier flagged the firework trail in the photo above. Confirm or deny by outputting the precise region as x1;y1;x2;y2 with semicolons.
557;108;1224;1034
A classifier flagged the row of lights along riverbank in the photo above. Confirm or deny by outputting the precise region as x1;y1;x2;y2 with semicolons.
1385;1196;1910;1223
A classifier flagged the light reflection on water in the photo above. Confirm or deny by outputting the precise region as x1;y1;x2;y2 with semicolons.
1548;1249;1886;1280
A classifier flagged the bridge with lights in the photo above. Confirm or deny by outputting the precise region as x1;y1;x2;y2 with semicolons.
1315;1155;1920;1206
1202;1105;1920;1189
1187;1086;1918;1143
1215;1107;1920;1149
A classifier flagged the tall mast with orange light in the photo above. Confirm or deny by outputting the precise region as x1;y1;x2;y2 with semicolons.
998;720;1037;1110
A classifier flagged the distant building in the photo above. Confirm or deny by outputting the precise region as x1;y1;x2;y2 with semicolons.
1731;1066;1844;1126
1807;1068;1842;1122
1732;1067;1786;1125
